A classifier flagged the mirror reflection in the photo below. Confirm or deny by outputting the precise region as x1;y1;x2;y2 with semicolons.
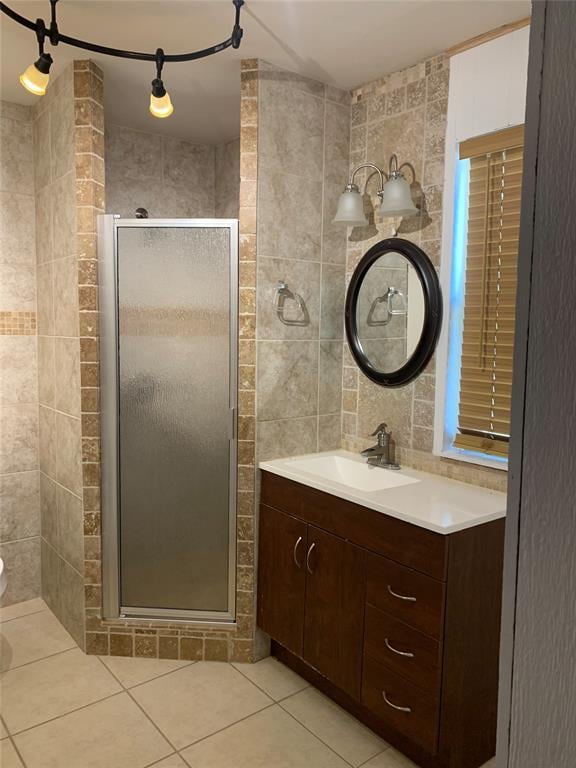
355;252;425;375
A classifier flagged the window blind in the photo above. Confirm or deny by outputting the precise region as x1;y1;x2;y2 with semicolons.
455;125;524;457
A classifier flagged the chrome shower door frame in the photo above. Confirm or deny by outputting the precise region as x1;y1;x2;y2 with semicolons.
98;215;238;624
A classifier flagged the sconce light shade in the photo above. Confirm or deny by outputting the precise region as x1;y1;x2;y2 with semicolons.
19;53;53;96
378;173;418;218
333;185;368;227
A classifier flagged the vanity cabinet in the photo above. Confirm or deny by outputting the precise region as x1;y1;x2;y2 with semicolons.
257;471;505;768
258;504;365;698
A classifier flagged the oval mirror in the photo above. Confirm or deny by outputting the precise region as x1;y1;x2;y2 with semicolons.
345;238;442;387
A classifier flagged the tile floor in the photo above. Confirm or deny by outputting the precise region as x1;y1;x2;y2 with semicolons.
0;598;497;768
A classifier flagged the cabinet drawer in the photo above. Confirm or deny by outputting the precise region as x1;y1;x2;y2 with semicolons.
366;553;445;640
364;604;442;694
362;654;439;754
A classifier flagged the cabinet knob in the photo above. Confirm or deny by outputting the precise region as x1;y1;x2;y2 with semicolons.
382;691;412;713
306;542;316;574
293;536;303;569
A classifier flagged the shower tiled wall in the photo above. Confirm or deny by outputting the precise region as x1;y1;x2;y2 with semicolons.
340;55;506;492
32;61;105;646
0;101;40;605
216;137;241;218
255;61;350;461
105;125;239;220
105;124;216;218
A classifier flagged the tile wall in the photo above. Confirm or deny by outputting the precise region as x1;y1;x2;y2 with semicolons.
216;137;241;218
105;124;221;218
340;55;506;492
32;61;106;646
0;101;40;605
254;61;350;461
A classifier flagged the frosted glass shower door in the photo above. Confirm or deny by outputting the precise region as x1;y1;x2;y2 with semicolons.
99;218;237;622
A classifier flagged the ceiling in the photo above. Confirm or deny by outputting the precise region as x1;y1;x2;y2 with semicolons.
0;0;530;144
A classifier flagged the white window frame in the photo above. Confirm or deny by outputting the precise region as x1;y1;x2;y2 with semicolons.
433;27;530;470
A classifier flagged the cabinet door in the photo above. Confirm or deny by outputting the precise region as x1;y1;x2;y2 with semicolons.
303;525;365;699
257;504;307;657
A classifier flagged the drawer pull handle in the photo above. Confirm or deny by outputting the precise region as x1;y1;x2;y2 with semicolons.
382;691;412;713
306;542;316;575
385;637;415;658
387;585;417;602
293;536;303;569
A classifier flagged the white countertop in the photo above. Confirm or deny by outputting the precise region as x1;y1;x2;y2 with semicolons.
259;450;506;535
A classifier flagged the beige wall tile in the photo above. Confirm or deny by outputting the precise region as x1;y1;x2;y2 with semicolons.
55;412;82;496
57;485;84;573
54;337;81;416
0;404;38;474
39;406;56;477
0;538;41;606
258;171;322;262
257;416;318;461
41;538;60;614
0;470;39;543
257;341;318;420
37;335;55;406
318;414;342;451
319;341;343;415
53;256;79;336
40;472;58;548
0;336;37;404
0;192;36;266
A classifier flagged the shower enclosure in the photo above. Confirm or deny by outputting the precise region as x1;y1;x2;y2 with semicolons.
98;216;238;622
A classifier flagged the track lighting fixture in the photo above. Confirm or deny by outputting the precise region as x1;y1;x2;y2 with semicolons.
149;49;174;118
20;51;53;95
1;0;245;118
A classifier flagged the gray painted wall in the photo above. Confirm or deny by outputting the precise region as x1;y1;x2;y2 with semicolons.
498;2;576;765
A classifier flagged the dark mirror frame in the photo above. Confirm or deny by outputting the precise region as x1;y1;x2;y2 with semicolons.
345;237;442;387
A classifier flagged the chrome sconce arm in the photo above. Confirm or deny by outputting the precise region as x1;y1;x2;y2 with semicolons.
334;154;419;226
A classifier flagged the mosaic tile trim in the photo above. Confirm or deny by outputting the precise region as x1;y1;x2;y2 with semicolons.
0;311;37;335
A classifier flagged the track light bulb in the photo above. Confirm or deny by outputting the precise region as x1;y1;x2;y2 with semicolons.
149;78;173;118
20;52;53;96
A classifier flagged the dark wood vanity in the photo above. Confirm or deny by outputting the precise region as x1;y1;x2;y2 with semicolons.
257;470;505;768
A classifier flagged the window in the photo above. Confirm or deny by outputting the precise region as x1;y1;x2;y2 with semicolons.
454;126;524;458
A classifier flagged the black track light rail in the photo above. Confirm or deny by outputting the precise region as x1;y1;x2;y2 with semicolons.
0;0;245;62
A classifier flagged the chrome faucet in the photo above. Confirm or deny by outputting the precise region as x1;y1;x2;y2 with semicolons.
361;423;400;470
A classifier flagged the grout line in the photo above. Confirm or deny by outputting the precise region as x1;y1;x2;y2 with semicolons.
0;534;40;545
143;752;182;768
1;644;77;674
175;700;276;755
2;712;30;768
6;690;124;739
95;656;180;754
277;700;357;768
0;606;48;626
356;746;392;767
100;657;196;693
230;660;309;704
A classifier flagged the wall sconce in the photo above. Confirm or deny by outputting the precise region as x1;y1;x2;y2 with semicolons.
333;154;418;226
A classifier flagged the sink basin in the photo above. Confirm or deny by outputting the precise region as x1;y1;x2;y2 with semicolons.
286;454;421;492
